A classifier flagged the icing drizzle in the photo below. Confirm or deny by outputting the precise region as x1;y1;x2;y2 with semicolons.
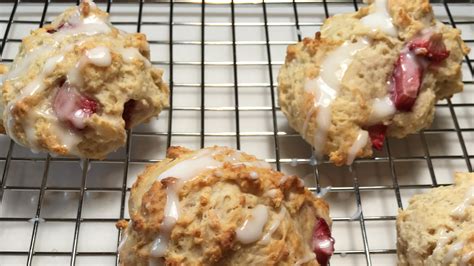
236;204;269;244
260;207;286;244
431;230;469;264
304;39;369;158
346;130;369;165
148;148;273;260
367;96;396;125
2;3;153;156
360;0;398;37
451;186;474;218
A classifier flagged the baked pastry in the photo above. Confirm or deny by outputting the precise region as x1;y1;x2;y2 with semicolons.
0;0;168;158
116;146;335;266
278;0;469;165
397;172;474;265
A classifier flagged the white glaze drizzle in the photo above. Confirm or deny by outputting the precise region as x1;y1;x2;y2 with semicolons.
28;217;45;223
150;148;223;257
5;56;63;151
260;207;286;244
85;46;112;67
346;130;369;165
68;46;112;87
304;40;369;158
236;204;269;244
2;4;112;155
150;216;176;258
367;96;396;125
119;47;152;67
451;186;474;218
5;45;56;81
54;126;81;154
360;0;397;37
294;252;316;266
157;149;222;183
444;241;464;264
43;55;65;75
433;230;454;255
431;229;463;263
53;9;111;40
301;106;316;136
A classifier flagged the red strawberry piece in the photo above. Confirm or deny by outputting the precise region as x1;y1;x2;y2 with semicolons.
368;124;387;150
408;32;450;62
53;82;98;130
390;51;423;112
312;218;335;266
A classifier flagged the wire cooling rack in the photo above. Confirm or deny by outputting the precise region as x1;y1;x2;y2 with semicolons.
0;0;472;265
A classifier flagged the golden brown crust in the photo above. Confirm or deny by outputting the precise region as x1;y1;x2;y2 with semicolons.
397;173;474;265
118;146;331;266
0;2;169;158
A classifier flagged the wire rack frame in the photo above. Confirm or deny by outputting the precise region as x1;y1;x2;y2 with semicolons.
0;0;472;265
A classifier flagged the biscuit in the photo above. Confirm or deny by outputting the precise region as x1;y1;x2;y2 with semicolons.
278;0;469;165
0;0;169;158
397;173;474;265
117;146;334;266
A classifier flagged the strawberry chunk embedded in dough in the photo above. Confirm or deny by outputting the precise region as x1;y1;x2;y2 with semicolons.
312;218;335;266
390;51;423;112
53;82;98;130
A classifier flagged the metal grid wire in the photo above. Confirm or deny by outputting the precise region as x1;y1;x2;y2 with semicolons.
0;0;472;265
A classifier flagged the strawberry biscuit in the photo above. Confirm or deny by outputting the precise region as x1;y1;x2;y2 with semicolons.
397;173;474;265
117;146;335;266
0;1;168;158
278;0;469;165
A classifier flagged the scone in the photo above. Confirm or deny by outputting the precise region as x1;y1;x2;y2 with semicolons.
278;0;469;165
0;0;168;158
397;172;474;265
116;146;335;266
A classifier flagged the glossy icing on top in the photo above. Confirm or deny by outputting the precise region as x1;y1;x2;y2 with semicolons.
2;4;114;155
367;96;396;125
304;39;369;158
360;0;398;37
451;186;474;218
149;148;273;261
260;207;286;244
346;130;369;165
236;204;269;244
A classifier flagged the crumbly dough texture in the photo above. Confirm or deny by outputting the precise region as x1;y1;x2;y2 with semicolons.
0;1;168;159
278;0;469;165
117;146;331;266
397;173;474;265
